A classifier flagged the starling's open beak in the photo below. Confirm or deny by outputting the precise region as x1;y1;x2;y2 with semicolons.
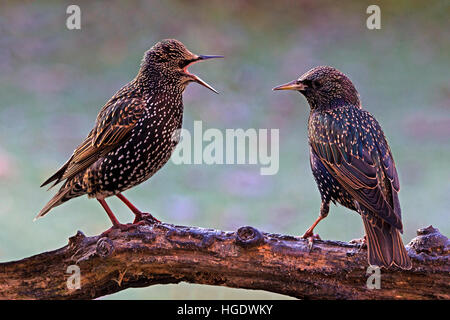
184;55;224;94
272;80;307;91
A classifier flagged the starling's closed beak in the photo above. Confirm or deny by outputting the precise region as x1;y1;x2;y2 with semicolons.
272;80;306;91
185;55;224;94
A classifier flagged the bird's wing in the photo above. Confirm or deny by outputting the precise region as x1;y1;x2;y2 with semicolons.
91;97;145;147
41;94;146;188
309;107;402;230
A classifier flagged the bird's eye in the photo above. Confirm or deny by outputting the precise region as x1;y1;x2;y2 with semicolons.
312;80;322;89
179;60;187;69
179;59;193;69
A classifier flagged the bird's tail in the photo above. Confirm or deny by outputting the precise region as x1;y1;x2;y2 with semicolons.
362;214;412;270
35;181;84;220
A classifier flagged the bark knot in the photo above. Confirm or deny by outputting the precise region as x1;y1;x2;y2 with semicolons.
235;226;264;248
96;237;115;257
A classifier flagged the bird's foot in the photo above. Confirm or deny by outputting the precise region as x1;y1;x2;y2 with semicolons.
100;223;138;237
133;212;161;225
302;231;321;252
350;236;367;251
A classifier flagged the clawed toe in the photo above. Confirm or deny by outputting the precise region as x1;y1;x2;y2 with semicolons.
101;213;161;237
302;232;321;240
350;236;367;250
101;223;137;237
133;212;161;224
302;232;321;252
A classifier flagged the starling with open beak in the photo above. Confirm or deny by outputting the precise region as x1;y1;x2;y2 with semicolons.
38;39;223;231
273;66;411;269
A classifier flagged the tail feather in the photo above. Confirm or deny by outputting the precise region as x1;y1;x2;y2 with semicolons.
362;214;412;270
35;182;83;220
391;226;412;269
40;160;71;188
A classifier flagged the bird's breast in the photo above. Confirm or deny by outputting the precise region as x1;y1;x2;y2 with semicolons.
94;100;184;196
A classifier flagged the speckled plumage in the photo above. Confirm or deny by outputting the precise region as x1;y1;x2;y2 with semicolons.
274;66;411;269
38;39;221;225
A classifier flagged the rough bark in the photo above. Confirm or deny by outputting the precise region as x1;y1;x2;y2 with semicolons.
0;221;448;300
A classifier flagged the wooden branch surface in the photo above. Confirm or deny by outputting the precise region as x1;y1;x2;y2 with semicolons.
0;220;448;300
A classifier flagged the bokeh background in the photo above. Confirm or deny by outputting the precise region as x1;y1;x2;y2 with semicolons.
0;0;449;299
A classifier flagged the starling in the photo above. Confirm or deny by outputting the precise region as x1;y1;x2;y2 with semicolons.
37;39;222;230
273;66;412;269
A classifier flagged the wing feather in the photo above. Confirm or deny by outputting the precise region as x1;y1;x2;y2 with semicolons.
309;106;402;230
41;92;146;188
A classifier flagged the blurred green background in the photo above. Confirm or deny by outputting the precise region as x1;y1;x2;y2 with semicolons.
0;0;449;299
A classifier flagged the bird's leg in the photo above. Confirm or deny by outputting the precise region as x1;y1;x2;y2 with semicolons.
302;201;329;251
98;198;121;227
115;193;141;219
302;201;329;238
302;217;324;239
97;198;134;236
116;193;160;224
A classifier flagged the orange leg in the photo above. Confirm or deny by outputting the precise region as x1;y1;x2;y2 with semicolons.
302;201;329;239
98;198;142;237
302;215;325;239
116;193;142;217
301;201;330;250
116;193;160;224
97;198;121;227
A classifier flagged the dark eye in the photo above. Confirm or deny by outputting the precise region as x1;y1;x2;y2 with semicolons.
179;60;187;69
312;80;322;89
179;58;194;69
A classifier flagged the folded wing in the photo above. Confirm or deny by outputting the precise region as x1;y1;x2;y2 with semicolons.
41;94;146;188
309;107;402;231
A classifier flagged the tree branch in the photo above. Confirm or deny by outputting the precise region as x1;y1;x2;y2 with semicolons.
0;221;448;300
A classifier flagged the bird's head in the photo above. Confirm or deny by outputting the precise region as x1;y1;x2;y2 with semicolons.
273;66;360;110
140;39;223;93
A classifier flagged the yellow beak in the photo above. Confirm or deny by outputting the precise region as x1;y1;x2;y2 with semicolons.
272;79;306;91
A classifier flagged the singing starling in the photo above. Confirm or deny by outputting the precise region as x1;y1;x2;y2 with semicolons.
37;39;222;230
273;66;412;269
